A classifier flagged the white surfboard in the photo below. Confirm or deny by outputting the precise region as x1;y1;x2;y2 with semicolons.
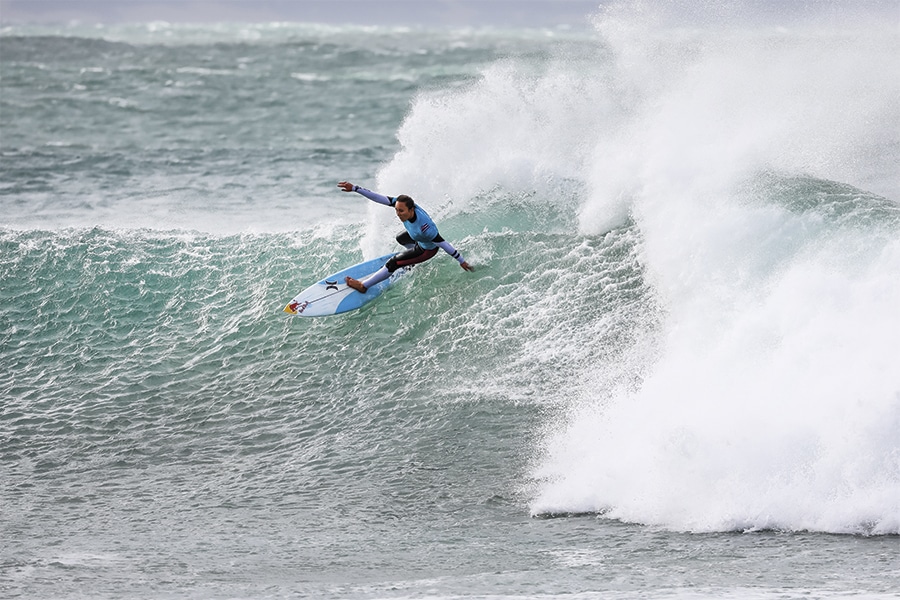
283;253;409;317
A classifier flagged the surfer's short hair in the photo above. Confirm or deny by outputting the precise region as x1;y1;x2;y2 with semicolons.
396;195;415;210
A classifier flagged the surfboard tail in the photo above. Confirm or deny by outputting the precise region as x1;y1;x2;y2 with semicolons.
283;302;298;314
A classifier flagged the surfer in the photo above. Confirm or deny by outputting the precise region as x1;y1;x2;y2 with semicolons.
337;181;474;293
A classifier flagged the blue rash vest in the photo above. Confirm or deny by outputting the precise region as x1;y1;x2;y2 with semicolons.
401;205;439;249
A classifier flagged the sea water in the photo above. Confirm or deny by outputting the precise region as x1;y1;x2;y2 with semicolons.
1;3;899;599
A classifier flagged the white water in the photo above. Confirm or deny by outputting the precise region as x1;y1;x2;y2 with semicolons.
372;2;900;533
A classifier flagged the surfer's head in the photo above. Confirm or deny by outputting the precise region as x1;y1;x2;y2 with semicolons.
394;195;416;221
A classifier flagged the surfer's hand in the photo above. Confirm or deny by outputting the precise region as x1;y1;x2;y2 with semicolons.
337;181;355;192
461;262;474;272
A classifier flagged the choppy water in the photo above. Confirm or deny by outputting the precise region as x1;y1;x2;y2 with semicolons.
2;5;899;599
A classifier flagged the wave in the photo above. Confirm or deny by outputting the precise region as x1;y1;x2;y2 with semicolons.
6;175;895;537
3;1;898;536
364;1;900;534
0;220;649;529
529;173;900;535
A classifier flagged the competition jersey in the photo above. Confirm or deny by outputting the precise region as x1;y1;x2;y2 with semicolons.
399;205;439;249
354;187;440;249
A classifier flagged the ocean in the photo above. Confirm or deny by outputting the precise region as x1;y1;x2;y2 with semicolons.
1;4;899;599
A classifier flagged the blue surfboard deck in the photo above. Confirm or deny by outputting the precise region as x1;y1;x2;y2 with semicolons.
283;253;409;317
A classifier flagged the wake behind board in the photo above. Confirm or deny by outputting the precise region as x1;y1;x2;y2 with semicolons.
283;253;409;317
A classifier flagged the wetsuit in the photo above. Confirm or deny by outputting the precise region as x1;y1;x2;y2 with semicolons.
352;186;467;290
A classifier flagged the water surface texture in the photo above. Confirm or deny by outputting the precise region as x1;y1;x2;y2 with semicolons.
2;5;899;599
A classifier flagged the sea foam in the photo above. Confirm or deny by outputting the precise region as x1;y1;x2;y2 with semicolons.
372;1;900;533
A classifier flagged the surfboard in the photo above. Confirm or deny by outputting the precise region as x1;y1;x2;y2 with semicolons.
283;253;409;317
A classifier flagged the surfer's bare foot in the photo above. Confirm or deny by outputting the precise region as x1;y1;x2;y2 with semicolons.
345;277;367;293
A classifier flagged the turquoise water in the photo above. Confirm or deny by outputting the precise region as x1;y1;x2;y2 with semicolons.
2;8;899;599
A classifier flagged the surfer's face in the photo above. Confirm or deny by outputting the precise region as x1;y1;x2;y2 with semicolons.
395;202;415;222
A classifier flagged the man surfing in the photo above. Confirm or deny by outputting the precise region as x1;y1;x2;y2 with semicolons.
337;181;474;293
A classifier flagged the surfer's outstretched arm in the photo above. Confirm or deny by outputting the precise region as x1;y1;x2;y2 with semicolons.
434;238;474;271
337;181;392;206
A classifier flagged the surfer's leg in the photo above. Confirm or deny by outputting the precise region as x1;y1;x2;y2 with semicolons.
348;244;440;293
396;231;416;250
389;246;438;270
346;266;390;293
362;267;391;287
